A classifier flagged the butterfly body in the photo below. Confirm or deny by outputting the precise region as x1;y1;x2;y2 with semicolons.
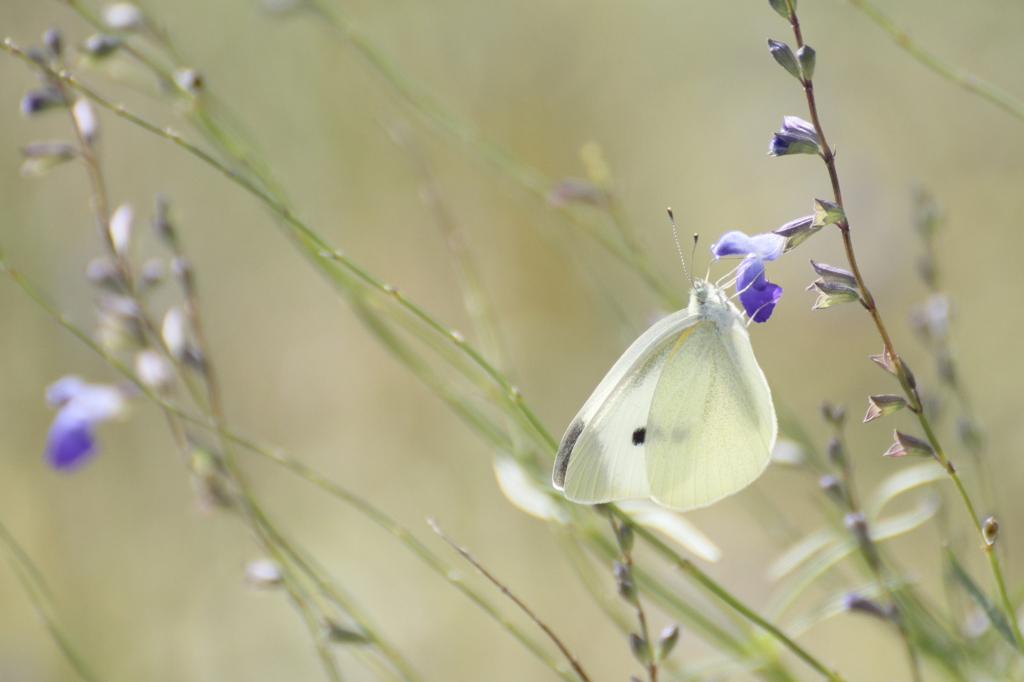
552;280;777;511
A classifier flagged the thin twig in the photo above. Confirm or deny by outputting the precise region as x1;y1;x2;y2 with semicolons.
848;0;1024;123
428;519;593;682
607;506;847;682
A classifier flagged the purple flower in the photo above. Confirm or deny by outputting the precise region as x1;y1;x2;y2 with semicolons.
710;231;785;323
44;376;127;470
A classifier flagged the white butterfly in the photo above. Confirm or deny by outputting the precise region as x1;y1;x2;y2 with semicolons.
552;279;777;511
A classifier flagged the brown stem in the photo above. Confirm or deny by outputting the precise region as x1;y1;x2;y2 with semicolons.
785;4;1024;656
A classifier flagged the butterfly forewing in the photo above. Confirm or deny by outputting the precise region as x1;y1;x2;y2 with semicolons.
646;312;776;510
554;309;703;503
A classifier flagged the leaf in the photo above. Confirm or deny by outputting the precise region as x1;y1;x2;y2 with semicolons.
767;495;939;619
617;500;721;562
493;456;567;522
768;529;840;582
784;577;911;638
946;549;1021;651
869;494;939;540
864;461;947;520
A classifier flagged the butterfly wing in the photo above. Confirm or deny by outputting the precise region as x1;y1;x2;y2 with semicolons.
553;308;703;504
645;302;776;510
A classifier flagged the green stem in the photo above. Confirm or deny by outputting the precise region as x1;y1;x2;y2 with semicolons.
608;507;846;682
0;518;100;682
1;41;558;455
847;0;1024;123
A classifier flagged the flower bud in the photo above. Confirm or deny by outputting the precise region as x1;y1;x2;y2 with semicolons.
108;203;133;257
820;401;846;428
883;430;934;458
21;88;66;116
162;306;189;359
845;511;880;569
173;68;203;95
767;39;801;80
171;256;193;291
773;215;819;252
135;348;172;391
20;141;76;177
614;560;638;606
244;558;283;587
767;0;794;19
629;633;649;665
102;3;145;30
983;517;998;546
152;193;177;247
72;98;98;145
810;261;857;288
864;394;907;422
82;33;120;57
899;357;917;390
616;522;634;554
819;474;846;506
842;594;891;621
656;624;679;661
796;45;815;80
86;256;122;290
43;27;63;57
812;199;845;227
810;280;860;309
139;258;165;289
826;436;844;467
869;348;898;376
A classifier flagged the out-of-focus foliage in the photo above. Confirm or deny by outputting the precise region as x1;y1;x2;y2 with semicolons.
1;1;1024;681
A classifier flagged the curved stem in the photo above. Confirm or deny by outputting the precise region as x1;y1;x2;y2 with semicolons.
785;6;1024;655
608;506;846;682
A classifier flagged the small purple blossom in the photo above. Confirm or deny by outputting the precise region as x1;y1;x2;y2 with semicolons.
44;375;126;470
710;231;785;323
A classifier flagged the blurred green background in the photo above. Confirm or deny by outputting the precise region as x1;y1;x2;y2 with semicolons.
1;0;1024;680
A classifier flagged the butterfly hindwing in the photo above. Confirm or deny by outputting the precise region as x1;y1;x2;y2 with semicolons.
645;308;776;510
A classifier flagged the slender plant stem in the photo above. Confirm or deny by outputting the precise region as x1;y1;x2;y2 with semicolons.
429;520;594;682
834;431;923;682
608;506;846;682
847;0;1024;123
781;6;1024;654
0;41;558;456
0;519;99;682
0;240;580;682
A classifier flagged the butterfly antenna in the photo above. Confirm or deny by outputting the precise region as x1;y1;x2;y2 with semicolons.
668;208;693;287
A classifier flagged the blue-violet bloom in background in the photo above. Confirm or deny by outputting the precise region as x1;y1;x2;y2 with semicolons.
711;231;785;323
44;375;127;470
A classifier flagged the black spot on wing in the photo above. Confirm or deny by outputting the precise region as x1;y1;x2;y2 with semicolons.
553;418;585;487
632;427;646;446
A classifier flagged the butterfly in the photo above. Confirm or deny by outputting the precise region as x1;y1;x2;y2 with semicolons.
552;278;777;511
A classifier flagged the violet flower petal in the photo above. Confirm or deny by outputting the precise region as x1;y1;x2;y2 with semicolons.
45;406;97;469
